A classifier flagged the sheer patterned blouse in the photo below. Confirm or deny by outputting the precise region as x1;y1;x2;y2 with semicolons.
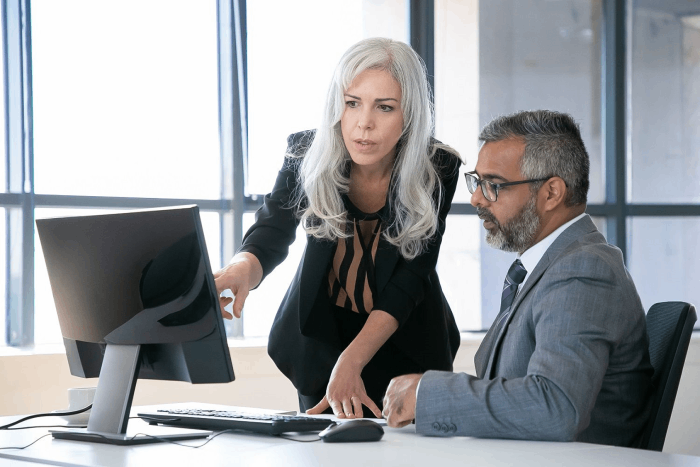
327;195;389;315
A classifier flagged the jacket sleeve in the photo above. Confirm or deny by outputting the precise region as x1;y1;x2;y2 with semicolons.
371;148;462;326
237;131;314;282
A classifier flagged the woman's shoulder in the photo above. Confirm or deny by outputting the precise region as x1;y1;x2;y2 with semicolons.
429;139;463;175
286;129;316;157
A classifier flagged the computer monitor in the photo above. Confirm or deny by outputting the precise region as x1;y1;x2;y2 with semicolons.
36;205;234;445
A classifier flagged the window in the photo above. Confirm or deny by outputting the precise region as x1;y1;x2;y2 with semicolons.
242;0;408;336
626;1;700;316
0;2;5;342
32;2;220;200
2;0;699;347
29;1;221;345
628;217;700;310
2;0;225;347
0;211;5;342
435;0;605;329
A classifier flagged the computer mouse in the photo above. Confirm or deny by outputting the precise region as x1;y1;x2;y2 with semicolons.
318;419;384;443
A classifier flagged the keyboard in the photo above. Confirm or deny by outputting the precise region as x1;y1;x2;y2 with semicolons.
138;408;334;436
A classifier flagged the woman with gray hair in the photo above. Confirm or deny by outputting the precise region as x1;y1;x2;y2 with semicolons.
214;37;462;419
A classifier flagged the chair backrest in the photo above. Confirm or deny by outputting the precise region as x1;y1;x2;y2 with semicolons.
640;301;697;451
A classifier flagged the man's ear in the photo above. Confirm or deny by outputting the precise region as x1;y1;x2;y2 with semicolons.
541;177;567;212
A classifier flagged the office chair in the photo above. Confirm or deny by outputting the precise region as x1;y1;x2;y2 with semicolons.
640;301;697;451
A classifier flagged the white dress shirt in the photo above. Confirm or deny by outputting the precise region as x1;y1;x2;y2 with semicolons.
517;213;586;290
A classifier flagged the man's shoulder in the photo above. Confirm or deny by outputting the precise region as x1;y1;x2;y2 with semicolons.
547;232;629;284
532;229;645;326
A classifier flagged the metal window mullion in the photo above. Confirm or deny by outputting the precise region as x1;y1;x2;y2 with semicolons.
32;194;233;211
4;0;33;346
603;0;627;258
450;203;700;218
409;0;435;99
217;0;247;337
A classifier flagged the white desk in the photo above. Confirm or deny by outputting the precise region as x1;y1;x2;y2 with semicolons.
1;405;699;467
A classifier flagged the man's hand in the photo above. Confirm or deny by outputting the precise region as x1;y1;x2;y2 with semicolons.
382;373;422;428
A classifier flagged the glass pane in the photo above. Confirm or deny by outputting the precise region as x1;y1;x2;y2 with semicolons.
628;217;700;326
31;1;220;199
0;6;5;193
0;210;5;345
200;211;222;273
437;0;605;328
34;208;222;345
591;216;607;241
628;2;700;203
437;215;482;331
435;0;479;204
246;0;408;195
239;213;306;337
436;0;604;205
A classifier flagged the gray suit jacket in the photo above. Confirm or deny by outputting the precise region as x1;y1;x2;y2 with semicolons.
415;215;653;447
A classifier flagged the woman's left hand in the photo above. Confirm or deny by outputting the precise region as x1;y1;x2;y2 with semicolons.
306;355;382;419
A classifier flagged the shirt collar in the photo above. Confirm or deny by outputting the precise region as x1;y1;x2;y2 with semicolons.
518;213;586;287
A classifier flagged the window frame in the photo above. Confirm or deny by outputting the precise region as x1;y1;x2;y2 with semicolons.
2;0;257;345
3;0;699;347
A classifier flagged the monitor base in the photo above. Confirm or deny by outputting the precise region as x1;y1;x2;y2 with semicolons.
50;427;211;445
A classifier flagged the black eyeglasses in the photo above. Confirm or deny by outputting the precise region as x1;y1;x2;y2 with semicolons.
464;171;551;202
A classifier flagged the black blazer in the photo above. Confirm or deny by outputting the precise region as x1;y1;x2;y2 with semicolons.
240;130;462;396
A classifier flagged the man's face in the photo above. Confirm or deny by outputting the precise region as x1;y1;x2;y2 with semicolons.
470;138;541;253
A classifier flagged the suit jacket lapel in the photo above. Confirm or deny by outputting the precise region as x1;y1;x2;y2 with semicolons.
474;320;499;377
482;215;599;378
297;237;334;330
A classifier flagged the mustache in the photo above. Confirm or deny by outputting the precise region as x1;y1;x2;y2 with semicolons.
476;207;498;225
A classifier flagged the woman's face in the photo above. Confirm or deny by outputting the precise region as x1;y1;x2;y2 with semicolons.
340;68;404;172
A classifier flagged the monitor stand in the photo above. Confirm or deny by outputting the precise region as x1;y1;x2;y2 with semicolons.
51;344;211;445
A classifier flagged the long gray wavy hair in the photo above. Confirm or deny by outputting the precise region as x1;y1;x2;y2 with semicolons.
293;37;456;260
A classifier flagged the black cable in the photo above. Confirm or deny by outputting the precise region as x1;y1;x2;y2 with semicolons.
6;424;87;431
0;433;52;450
0;404;92;430
278;433;323;443
133;430;234;448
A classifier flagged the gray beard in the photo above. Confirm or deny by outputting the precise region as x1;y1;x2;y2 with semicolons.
477;195;541;254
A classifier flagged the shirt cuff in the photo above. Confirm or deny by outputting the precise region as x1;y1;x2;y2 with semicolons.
414;374;424;422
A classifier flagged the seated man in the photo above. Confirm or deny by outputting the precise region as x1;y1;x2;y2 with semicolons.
382;110;652;447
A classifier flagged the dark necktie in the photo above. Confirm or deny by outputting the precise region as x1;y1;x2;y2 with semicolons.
474;259;528;377
496;259;528;325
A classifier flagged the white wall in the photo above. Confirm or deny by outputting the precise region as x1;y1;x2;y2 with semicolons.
0;335;698;456
0;343;298;417
661;334;700;456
